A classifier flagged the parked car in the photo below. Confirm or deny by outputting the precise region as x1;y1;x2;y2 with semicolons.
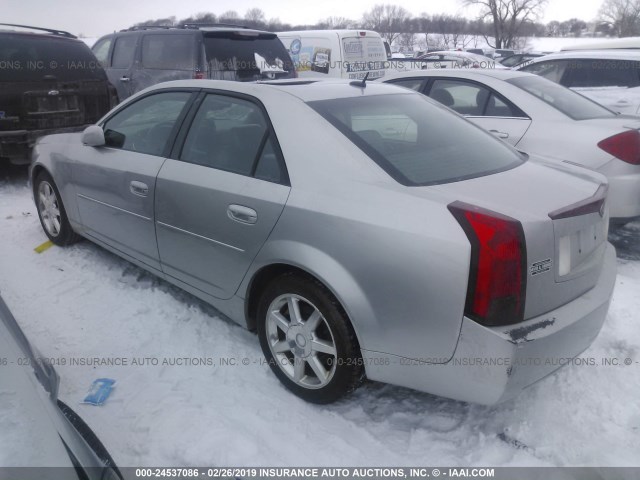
31;79;616;405
417;51;507;69
493;48;516;60
382;69;640;223
560;37;640;51
0;293;122;477
466;48;487;56
388;50;507;73
517;50;640;114
277;30;386;80
499;52;544;67
92;24;296;101
0;24;116;165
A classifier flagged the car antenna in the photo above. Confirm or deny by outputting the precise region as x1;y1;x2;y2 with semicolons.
350;72;370;88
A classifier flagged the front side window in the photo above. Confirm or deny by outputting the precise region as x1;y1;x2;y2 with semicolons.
92;38;112;67
102;91;191;156
308;94;524;186
519;59;569;84
563;59;640;88
180;94;287;183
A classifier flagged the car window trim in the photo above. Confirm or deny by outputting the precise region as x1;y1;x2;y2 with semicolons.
99;88;200;158
171;89;290;187
424;77;530;119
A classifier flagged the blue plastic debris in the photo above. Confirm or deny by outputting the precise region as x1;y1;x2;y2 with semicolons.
82;378;115;406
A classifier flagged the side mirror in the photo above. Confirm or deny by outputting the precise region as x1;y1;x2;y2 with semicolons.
82;125;105;147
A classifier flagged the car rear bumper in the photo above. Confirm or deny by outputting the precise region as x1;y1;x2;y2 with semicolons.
362;242;617;404
598;160;640;221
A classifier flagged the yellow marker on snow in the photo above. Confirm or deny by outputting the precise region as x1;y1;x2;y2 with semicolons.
34;240;54;254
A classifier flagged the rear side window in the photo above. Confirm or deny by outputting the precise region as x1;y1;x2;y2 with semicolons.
111;36;137;69
429;79;526;118
0;35;106;81
308;94;524;186
141;34;195;70
102;91;191;156
563;59;640;88
508;75;615;120
203;32;295;81
388;78;426;92
180;94;287;183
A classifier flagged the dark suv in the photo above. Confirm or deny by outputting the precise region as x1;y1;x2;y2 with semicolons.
0;24;116;164
92;24;297;100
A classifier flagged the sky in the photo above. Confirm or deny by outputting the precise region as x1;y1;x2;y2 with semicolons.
2;0;605;38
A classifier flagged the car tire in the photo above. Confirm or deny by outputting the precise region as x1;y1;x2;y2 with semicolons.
257;273;364;404
34;171;79;246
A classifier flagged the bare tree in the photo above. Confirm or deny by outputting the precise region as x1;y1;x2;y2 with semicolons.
219;10;241;23
462;0;547;48
598;0;640;36
362;4;411;44
320;16;357;29
245;8;266;23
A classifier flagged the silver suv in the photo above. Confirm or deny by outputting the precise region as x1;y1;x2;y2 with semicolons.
92;24;296;101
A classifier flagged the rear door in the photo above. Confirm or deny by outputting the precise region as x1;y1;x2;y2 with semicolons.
155;92;290;300
72;90;194;270
427;78;531;146
341;32;386;80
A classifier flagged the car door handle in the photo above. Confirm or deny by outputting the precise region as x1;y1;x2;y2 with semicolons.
489;130;509;139
130;181;149;197
227;204;257;225
120;76;131;82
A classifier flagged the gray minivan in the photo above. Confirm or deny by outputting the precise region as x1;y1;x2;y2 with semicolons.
92;24;296;100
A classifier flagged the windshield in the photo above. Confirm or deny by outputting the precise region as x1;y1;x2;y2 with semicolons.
0;35;106;82
508;75;615;120
308;94;524;186
203;32;295;81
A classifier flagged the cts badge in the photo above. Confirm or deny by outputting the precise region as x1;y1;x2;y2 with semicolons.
530;258;552;276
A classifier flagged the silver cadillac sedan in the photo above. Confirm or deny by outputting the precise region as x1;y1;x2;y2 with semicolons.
30;79;617;405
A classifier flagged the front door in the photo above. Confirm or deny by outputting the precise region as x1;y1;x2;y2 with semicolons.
72;90;193;270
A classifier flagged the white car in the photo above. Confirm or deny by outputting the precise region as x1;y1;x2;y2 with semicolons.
388;50;507;73
517;50;640;115
383;69;640;223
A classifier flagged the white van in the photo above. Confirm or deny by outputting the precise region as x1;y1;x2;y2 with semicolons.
277;30;386;80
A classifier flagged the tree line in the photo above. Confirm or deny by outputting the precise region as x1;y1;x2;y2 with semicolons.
130;0;640;50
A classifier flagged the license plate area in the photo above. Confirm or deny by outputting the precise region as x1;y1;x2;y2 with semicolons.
553;212;608;282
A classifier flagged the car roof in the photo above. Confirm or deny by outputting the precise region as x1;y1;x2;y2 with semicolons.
382;68;532;82
561;37;640;50
112;26;273;36
141;78;413;102
526;49;640;62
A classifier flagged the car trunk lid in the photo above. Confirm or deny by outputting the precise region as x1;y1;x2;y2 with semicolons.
419;159;610;322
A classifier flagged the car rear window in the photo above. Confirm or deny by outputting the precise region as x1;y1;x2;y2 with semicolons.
507;75;615;120
203;31;295;81
308;93;524;186
0;34;106;82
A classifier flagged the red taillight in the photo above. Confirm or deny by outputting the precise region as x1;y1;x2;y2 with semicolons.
448;201;527;327
194;71;205;80
597;129;640;165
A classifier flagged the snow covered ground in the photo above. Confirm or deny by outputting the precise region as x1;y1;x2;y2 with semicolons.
0;164;639;467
